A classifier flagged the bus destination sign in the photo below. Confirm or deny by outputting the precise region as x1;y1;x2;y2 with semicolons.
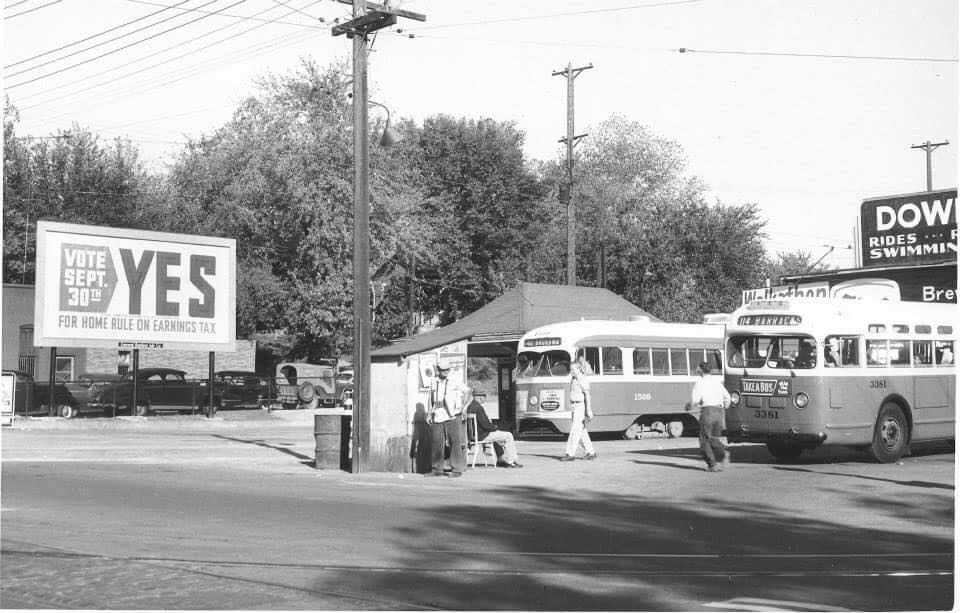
741;379;790;397
737;314;802;326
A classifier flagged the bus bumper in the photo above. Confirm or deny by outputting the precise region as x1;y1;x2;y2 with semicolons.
725;425;827;446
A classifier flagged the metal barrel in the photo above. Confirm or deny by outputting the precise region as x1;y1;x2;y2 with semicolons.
314;414;351;470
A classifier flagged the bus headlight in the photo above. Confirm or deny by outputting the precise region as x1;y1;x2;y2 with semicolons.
794;392;809;409
528;395;539;406
730;391;741;406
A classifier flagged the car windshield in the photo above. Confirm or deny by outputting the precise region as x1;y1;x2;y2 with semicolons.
727;335;818;369
516;350;571;377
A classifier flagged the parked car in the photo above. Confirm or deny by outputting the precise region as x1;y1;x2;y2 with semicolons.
214;370;272;410
91;367;220;416
335;368;354;409
61;372;125;418
274;361;337;410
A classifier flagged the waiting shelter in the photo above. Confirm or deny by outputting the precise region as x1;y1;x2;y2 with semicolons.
364;282;653;472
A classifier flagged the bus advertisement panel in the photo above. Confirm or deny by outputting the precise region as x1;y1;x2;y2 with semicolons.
34;221;236;352
724;298;955;462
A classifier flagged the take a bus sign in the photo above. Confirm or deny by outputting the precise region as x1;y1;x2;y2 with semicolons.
741;378;790;397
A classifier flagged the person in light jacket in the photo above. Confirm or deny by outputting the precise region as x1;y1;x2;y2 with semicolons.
689;361;731;472
561;351;596;461
427;359;468;477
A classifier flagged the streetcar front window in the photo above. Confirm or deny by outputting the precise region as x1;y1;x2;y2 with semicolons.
727;335;818;369
516;350;571;377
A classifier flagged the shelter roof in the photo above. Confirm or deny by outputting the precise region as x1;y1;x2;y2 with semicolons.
371;282;655;359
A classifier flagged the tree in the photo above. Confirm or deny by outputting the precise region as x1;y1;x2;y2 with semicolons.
573;115;768;322
3;99;148;284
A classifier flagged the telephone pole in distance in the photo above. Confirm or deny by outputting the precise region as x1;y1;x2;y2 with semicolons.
910;139;950;192
553;62;592;286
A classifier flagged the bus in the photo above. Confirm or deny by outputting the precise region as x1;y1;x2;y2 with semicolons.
724;298;956;462
515;317;725;438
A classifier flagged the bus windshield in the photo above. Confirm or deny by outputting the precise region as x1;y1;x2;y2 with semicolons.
517;350;571;377
727;335;818;369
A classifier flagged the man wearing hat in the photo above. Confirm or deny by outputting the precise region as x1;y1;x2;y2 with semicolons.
427;358;468;477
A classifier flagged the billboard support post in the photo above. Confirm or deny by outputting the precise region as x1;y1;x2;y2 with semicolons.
47;347;57;416
208;352;215;418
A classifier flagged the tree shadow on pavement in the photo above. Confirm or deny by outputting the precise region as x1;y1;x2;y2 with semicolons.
309;484;954;611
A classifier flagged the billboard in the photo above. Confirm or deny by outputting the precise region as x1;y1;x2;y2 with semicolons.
35;222;236;351
859;189;957;268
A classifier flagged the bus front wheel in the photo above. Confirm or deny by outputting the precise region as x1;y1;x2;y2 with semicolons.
870;403;909;463
766;441;804;462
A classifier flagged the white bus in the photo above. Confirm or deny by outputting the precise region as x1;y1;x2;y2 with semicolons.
724;298;956;462
515;317;725;438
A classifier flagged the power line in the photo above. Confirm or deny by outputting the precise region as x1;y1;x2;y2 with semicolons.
7;0;249;90
4;0;192;70
6;0;60;19
5;0;32;9
677;47;957;63
415;0;706;31
15;0;318;107
124;0;322;28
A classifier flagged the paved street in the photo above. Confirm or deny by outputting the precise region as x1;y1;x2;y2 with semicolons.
1;411;954;610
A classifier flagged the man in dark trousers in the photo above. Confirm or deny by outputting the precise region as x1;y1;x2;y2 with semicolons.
465;391;522;468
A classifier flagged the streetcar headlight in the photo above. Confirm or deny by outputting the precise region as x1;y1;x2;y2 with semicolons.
794;392;809;409
528;395;539;406
730;391;741;407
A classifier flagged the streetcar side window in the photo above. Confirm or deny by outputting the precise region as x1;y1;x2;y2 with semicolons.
602;347;623;376
632;348;651;375
651;348;669;376
579;346;600;374
670;348;689;376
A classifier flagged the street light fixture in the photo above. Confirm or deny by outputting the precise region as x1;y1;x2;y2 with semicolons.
368;100;401;148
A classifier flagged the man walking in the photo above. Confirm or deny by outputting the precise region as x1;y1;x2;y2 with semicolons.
561;351;596;461
427;359;467;477
689;361;731;472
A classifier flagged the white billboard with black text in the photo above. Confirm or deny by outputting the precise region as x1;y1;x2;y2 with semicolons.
35;221;236;351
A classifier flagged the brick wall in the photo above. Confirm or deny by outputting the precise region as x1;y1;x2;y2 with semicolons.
85;340;256;379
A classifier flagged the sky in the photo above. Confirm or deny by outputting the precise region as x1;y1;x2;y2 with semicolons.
4;0;958;273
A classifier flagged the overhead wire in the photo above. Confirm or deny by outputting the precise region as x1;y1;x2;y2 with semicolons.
678;47;958;63
16;0;319;108
7;0;250;90
5;0;60;19
5;0;32;9
4;0;193;70
123;0;322;29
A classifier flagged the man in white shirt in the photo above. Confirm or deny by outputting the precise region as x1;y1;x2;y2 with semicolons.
427;359;467;477
689;361;731;472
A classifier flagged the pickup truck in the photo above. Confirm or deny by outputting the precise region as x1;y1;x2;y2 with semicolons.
274;361;337;410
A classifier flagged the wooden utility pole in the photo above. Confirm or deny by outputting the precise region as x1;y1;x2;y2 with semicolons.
552;62;592;286
333;0;425;473
910;140;950;191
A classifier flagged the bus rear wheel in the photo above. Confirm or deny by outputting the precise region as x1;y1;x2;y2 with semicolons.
766;441;804;462
870;403;908;463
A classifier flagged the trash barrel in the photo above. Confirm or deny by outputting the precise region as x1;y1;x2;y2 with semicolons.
314;412;352;470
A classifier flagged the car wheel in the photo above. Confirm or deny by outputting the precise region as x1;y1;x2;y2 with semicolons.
297;382;316;404
666;421;684;438
870;403;909;463
58;404;76;419
766;441;804;461
135;402;150;417
622;423;641;440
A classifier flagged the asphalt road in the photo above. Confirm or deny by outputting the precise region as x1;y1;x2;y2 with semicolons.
1;411;954;610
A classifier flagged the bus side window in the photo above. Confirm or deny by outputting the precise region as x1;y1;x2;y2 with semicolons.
602;347;623;376
670;348;689;376
866;340;888;367
888;340;909;367
633;348;651;375
935;341;954;365
651;348;669;376
913;340;933;366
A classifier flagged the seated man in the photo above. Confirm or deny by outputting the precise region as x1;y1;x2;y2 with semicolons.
465;392;522;468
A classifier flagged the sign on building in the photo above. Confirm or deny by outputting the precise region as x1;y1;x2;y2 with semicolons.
35;222;236;351
859;189;957;268
741;282;830;305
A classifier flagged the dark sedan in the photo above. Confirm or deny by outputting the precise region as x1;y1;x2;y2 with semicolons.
92;368;220;416
214;371;273;410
